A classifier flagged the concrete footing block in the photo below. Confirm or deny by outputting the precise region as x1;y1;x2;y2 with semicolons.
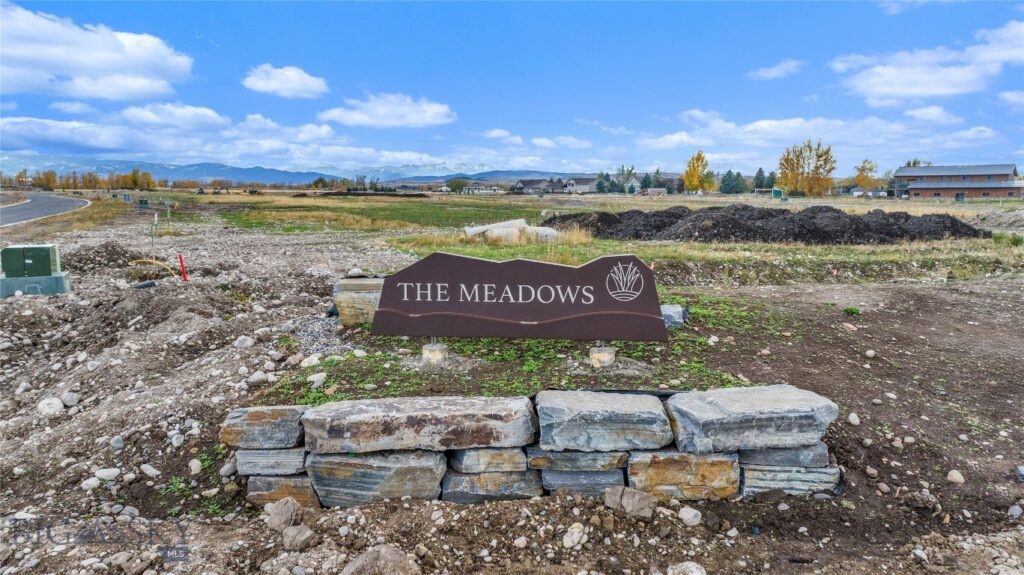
422;343;448;366
589;347;616;368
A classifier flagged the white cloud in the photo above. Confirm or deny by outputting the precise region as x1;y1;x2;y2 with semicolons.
746;59;805;80
635;130;709;150
553;136;592;149
242;64;328;99
918;125;997;149
0;116;131;150
49;101;96;114
0;109;442;170
0;2;192;100
574;118;633;136
122;103;229;129
318;93;455;128
831;20;1024;104
221;113;335;143
527;135;593;149
904;105;962;123
877;1;952;15
998;90;1024;109
484;128;523;145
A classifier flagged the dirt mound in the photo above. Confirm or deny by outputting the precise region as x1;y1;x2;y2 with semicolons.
64;241;149;273
542;210;622;236
543;204;990;244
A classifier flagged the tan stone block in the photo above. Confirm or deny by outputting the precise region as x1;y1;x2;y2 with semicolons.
627;451;738;501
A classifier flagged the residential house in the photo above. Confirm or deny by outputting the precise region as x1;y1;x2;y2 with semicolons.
893;164;1023;200
564;177;600;194
623;176;642;194
511;179;564;195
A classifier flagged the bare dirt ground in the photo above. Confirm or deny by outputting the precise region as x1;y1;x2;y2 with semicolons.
1;209;1021;574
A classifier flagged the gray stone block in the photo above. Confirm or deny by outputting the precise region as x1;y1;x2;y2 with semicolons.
449;448;527;473
665;385;837;453
302;396;535;454
236;448;307;476
220;406;307;449
661;304;688;329
738;441;829;468
627;451;739;501
741;464;841;496
246;475;320;508
526;447;628;471
535;390;673;452
306;451;446;508
541;469;624;497
440;470;543;504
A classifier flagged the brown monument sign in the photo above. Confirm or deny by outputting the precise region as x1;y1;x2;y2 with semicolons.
371;253;667;341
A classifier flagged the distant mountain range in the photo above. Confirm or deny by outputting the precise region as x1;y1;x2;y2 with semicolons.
0;154;586;184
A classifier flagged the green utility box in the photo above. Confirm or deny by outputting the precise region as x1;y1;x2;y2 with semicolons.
1;244;62;278
1;243;71;298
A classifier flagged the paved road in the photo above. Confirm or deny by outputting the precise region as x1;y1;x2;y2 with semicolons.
0;193;89;227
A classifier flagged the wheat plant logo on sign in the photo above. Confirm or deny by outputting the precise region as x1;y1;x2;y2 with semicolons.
606;261;644;302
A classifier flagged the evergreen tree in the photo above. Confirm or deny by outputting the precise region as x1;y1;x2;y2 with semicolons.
766;171;777;188
640;173;653;189
753;168;767;189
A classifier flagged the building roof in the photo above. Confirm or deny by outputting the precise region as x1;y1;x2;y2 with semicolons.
514;179;548;187
567;177;599;185
906;180;1024;190
894;164;1018;177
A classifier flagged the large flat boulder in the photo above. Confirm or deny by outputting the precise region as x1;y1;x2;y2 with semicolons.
627;451;739;501
220;406;307;449
535;391;673;452
440;470;543;504
306;451;446;508
526;447;628;471
665;385;837;453
246;475;320;507
236;448;307;476
449;448;527;473
741;464;841;496
738;441;829;468
541;470;624;497
302;396;536;454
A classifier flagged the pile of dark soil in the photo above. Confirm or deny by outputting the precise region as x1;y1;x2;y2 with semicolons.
63;241;149;272
543;204;990;244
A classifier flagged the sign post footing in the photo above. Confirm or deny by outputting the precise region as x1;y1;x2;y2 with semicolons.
422;343;449;366
589;346;616;369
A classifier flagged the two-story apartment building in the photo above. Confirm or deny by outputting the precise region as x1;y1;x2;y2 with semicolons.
893;164;1023;200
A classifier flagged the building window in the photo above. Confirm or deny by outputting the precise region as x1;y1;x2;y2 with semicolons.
982;192;990;197
962;176;968;181
1010;192;1016;197
913;192;920;197
987;176;993;181
933;192;941;197
938;176;944;181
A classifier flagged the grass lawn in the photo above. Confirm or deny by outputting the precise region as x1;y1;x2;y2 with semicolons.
387;231;1024;285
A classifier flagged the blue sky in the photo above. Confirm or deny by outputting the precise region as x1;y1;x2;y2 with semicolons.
1;1;1022;176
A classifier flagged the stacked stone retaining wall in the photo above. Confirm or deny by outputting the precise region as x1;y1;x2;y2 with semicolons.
220;384;840;508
